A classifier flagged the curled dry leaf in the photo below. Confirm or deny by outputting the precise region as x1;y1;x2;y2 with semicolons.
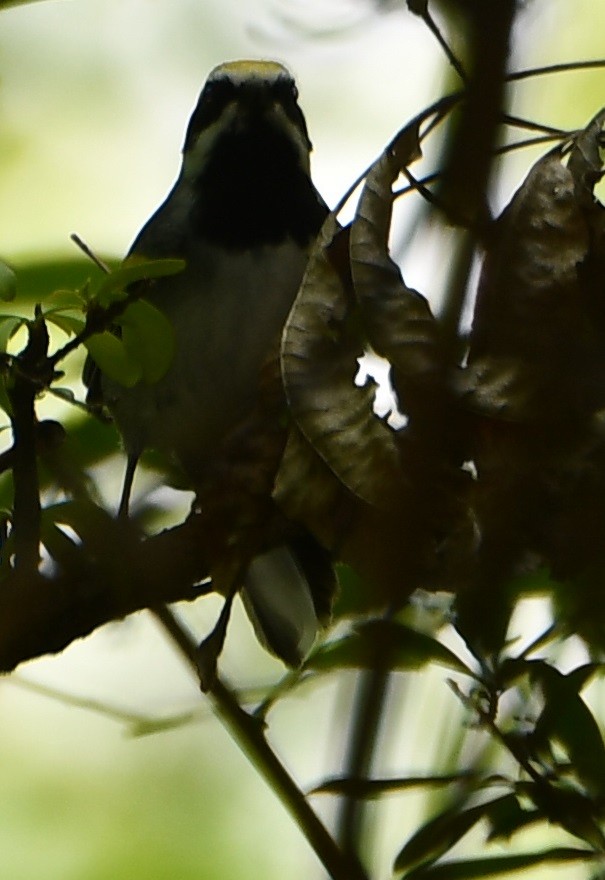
455;111;605;653
349;121;445;417
280;215;407;510
567;108;605;208
463;112;605;422
274;424;443;611
277;119;474;610
463;108;605;430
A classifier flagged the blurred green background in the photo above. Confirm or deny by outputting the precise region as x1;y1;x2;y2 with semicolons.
1;1;605;878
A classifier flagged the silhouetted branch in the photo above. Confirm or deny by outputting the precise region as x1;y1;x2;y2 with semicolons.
0;515;211;672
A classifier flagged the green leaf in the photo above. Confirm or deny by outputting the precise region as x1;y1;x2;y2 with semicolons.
7;258;97;307
45;312;86;337
565;662;604;694
44;289;87;311
127;711;198;737
0;0;50;9
83;332;141;387
402;848;597;880
395;794;515;873
95;257;185;307
332;563;371;618
0;315;25;351
118;299;174;383
39;412;119;473
0;262;17;302
310;772;475;798
532;661;605;800
307;619;470;674
524;784;605;850
486;797;541;842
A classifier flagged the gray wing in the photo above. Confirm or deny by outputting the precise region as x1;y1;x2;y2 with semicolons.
83;174;190;403
127;174;192;259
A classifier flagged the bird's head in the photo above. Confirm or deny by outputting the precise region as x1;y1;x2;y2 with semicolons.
182;60;312;180
179;60;325;248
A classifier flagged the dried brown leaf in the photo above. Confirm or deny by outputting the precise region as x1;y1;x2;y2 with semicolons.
567;107;605;207
462;148;595;421
455;115;605;651
280;215;406;509
349;122;444;414
274;425;466;611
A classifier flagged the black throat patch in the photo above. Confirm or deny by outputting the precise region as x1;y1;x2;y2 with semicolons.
190;121;327;249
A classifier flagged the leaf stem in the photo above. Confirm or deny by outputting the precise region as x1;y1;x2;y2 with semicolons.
507;58;605;83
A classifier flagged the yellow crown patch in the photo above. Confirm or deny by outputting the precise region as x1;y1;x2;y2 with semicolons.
208;59;290;84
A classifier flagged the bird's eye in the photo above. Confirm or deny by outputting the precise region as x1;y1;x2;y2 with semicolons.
272;78;300;110
202;80;218;102
183;78;237;151
201;78;236;110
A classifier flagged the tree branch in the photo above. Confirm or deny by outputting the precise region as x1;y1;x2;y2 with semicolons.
0;515;212;672
8;315;51;573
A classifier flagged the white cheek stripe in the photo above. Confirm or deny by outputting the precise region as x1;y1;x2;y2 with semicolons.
182;104;238;181
182;101;310;180
272;103;311;172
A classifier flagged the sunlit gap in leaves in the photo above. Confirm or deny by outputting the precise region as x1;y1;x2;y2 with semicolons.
355;352;408;430
138;483;196;531
40;522;80;578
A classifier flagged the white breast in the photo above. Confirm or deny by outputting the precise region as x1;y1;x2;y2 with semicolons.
107;238;309;480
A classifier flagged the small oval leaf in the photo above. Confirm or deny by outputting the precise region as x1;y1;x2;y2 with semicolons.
0;315;25;351
83;332;141;387
403;847;597;880
395;795;514;873
44;289;86;310
95;257;185;307
307;619;470;674
118;299;174;383
45;312;86;337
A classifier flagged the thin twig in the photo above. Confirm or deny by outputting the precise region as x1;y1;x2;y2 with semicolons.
447;679;545;786
401;166;443;209
418;3;467;83
48;277;151;369
495;133;569;155
151;604;369;880
70;233;111;275
507;59;605;83
393;170;441;200
501;114;569;137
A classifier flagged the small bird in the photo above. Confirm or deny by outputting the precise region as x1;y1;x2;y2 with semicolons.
85;60;332;664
